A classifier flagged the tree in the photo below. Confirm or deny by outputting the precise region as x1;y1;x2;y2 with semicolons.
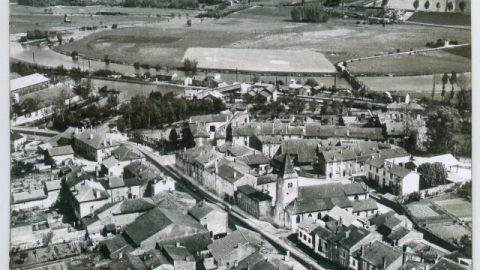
381;0;389;7
413;0;419;10
441;73;449;96
183;58;198;75
309;100;317;112
417;162;448;189
169;128;179;150
446;1;453;11
180;126;196;149
424;0;430;9
456;89;471;114
226;124;232;142
187;19;192;27
104;54;110;65
436;1;441;10
57;34;63;45
426;106;460;154
112;24;118;29
458;0;466;12
42;231;54;246
404;130;419;153
71;51;79;60
305;78;319;87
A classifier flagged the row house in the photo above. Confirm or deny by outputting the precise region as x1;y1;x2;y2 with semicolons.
236;185;272;218
100;144;145;177
175;146;221;185
365;159;420;195
188;201;228;239
189;113;231;141
249;135;282;158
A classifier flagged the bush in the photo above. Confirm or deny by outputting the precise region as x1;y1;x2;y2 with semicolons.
111;24;118;29
291;4;329;23
133;62;140;69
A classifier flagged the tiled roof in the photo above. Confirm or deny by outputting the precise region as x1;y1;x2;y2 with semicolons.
74;180;109;203
188;201;215;220
44;180;61;191
257;174;277;185
339;227;372;249
123;207;204;246
217;164;244;184
356;240;402;268
101;234;132;256
111;145;144;161
161;245;195;262
254;135;283;144
352;199;378;213
386;226;411;242
321;149;357;162
238;153;270;166
326;206;358;226
102;156;119;169
47;145;74;157
106;176;148;189
208;227;262;261
237;185;272;202
281;139;320;164
74;130;119;150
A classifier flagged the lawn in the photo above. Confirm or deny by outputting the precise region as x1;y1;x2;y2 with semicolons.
183;47;336;73
407;11;471;26
347;49;471;75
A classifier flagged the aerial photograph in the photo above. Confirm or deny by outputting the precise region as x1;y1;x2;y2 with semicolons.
8;0;472;268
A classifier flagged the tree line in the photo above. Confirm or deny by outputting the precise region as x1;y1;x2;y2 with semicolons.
290;4;329;23
117;91;225;130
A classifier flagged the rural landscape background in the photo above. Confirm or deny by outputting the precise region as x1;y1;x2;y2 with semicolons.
8;0;472;269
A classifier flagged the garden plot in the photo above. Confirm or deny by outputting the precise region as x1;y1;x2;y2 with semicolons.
433;198;472;220
407;204;440;218
183;48;336;73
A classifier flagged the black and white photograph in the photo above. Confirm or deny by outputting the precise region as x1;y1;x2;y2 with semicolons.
6;0;474;269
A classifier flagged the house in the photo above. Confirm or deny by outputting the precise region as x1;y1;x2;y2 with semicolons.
282;182;369;230
188;201;228;239
46;145;74;166
156;244;196;270
236;185;272;218
351;199;379;218
73;129;120;162
297;220;322;249
151;191;197;214
365;158;420;195
237;152;270;176
206;227;263;269
319;149;359;179
101;156;123;177
44;179;62;207
313;225;383;268
189;113;230;140
351;240;403;270
429;257;470;270
122;207;211;253
385;226;423;247
70;180;110;219
249;135;282;158
208;162;256;203
103;176;148;202
100;234;134;259
84;198;156;236
10;73;50;96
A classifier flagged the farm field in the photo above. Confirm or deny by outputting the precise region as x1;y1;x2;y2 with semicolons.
407;11;471;26
183;48;336;73
52;5;471;70
357;73;471;94
347;49;471;75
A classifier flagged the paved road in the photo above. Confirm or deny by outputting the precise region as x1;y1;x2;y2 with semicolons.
130;143;329;270
11;127;60;137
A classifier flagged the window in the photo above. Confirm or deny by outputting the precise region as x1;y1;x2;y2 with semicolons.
376;168;379;173
209;125;216;132
317;213;322;219
308;213;312;218
296;215;301;223
288;183;293;188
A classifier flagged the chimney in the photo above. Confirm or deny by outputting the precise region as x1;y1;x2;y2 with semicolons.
176;242;181;248
360;245;364;257
109;137;112;145
402;245;407;265
284;250;290;261
233;170;237;178
347;128;350;137
119;252;123;259
382;256;387;269
234;261;239;267
89;133;94;140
